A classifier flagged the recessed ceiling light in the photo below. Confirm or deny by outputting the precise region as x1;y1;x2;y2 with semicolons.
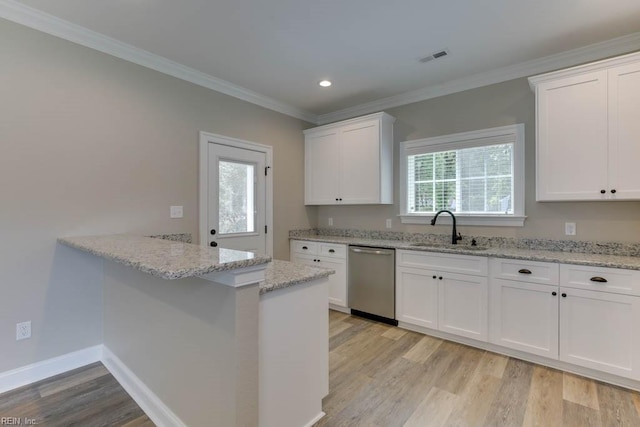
318;80;332;88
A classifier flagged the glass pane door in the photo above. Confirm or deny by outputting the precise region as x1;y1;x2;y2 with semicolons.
218;160;256;235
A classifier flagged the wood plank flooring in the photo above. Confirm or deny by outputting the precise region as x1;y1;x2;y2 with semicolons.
0;362;153;426
2;312;640;426
318;310;640;427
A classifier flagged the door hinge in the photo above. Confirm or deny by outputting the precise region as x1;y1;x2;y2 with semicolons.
265;166;271;176
265;225;268;234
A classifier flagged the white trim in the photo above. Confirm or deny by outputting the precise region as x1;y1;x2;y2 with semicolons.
303;412;327;427
102;346;186;427
399;124;525;227
399;214;526;227
0;0;317;123
317;33;640;125
528;50;640;90
199;131;274;256
0;345;102;394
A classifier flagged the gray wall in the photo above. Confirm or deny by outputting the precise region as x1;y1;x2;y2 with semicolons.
0;19;312;373
317;78;640;242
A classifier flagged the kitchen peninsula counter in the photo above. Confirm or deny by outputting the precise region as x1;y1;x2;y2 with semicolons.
58;234;331;427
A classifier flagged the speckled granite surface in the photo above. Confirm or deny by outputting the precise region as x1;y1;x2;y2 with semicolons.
148;233;192;243
260;260;334;295
290;229;640;270
59;235;271;280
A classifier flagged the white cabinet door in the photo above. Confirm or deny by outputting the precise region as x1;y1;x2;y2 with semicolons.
340;119;381;204
438;272;488;341
304;130;341;205
396;266;438;329
291;253;318;268
490;279;559;358
319;257;348;308
559;287;640;379
608;61;640;199
536;70;609;201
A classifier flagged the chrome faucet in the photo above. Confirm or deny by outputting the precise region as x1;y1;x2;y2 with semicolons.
430;210;462;245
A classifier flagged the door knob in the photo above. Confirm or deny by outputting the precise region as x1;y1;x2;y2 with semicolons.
210;242;218;247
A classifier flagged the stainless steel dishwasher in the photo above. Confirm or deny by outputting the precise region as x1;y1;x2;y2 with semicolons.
348;246;397;326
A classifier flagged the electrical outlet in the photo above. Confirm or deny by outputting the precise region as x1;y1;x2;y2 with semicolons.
386;218;392;229
565;222;577;236
328;217;333;226
16;321;31;341
170;206;183;218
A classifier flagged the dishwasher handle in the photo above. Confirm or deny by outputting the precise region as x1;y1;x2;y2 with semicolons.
350;247;392;256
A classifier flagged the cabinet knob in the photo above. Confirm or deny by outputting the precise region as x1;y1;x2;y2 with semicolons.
611;189;617;194
552;291;557;296
339;198;343;201
590;276;608;283
432;275;437;279
210;229;216;235
518;269;532;275
600;189;606;194
329;249;335;253
561;293;567;298
438;276;443;280
210;241;218;247
335;198;339;201
302;246;308;250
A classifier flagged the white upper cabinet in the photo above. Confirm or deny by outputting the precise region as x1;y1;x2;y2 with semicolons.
530;52;640;201
304;112;395;205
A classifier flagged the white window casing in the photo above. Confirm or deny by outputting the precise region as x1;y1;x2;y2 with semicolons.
399;124;526;227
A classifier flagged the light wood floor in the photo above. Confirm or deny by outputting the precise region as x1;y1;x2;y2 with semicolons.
0;362;153;426
2;314;640;426
318;310;640;427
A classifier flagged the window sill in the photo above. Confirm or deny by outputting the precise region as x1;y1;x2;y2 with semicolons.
399;214;526;227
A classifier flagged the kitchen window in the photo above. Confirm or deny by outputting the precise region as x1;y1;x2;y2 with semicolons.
399;124;525;226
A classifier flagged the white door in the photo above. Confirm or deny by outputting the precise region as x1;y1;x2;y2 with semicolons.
396;267;438;329
559;287;640;379
608;61;640;199
438;272;488;341
490;279;559;358
207;142;267;254
536;70;608;201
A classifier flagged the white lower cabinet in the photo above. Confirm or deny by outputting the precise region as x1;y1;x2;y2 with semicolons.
396;250;488;341
559;286;640;380
489;259;560;358
491;278;559;358
396;266;438;328
290;240;348;309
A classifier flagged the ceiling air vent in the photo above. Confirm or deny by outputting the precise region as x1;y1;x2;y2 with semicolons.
419;49;450;63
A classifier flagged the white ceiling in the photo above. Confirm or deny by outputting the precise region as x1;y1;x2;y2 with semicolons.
7;0;640;122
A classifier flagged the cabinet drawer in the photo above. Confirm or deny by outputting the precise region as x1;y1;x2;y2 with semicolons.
320;243;346;259
490;259;559;285
397;250;488;276
561;264;640;296
290;240;319;255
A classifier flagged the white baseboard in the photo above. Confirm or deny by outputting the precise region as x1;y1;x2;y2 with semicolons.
303;411;326;427
0;345;103;394
101;346;186;427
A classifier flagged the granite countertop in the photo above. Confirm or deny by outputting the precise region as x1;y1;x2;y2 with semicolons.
59;235;272;280
261;260;334;295
290;234;640;271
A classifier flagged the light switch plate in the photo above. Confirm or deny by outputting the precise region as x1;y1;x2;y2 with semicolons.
170;206;183;218
565;222;576;236
328;217;333;226
386;218;392;228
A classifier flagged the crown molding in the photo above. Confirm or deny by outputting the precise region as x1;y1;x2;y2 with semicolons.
317;32;640;125
0;0;319;124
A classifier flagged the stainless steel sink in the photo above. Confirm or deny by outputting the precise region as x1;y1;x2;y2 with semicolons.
409;242;487;251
